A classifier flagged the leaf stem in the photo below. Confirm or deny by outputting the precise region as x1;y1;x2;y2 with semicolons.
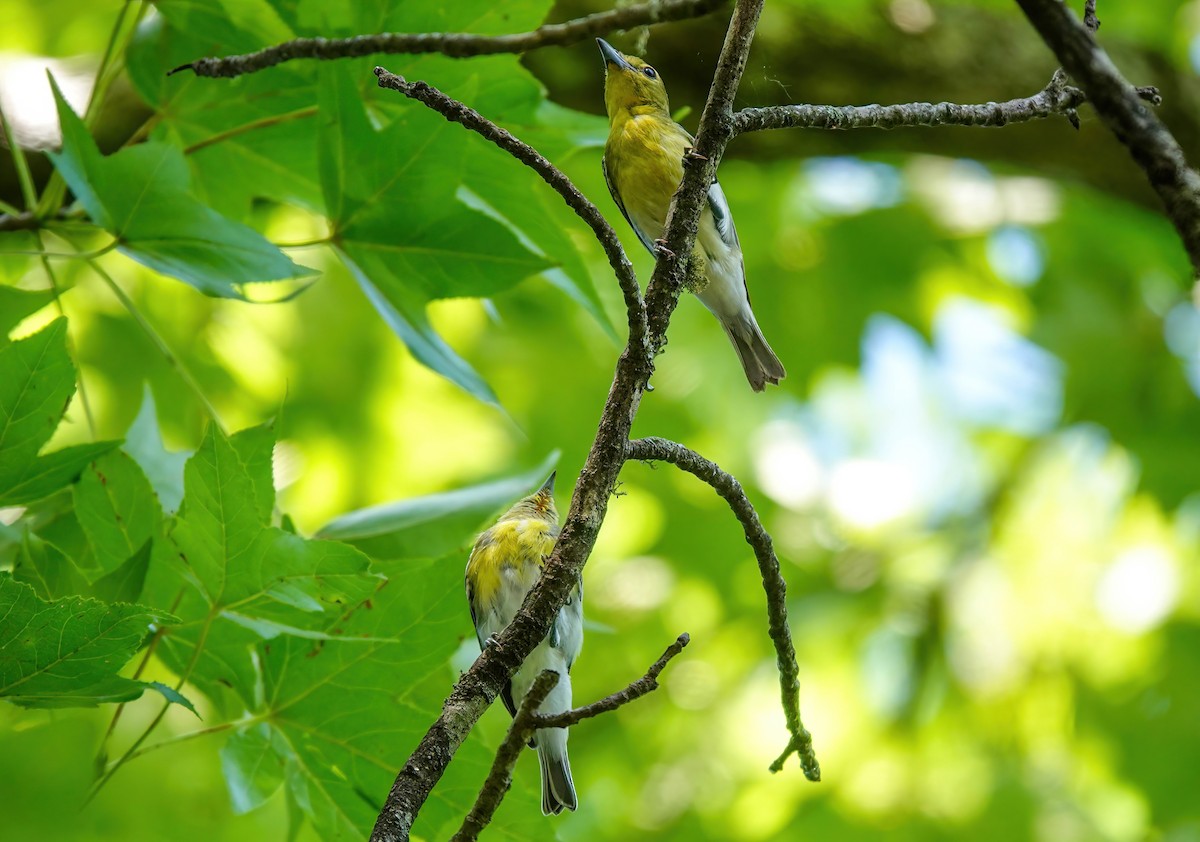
276;236;331;249
97;588;184;761
0;198;23;217
33;230;96;435
0;99;39;210
87;258;225;430
183;106;318;155
7;240;119;260
113;713;269;767
86;609;216;804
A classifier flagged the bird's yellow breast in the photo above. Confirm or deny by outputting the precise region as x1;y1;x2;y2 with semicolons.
605;115;691;240
466;518;557;608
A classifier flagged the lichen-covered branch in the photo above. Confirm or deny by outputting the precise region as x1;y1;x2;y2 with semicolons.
451;634;689;842
171;0;726;78
374;67;648;354
449;671;559;842
367;4;766;840
732;74;1160;134
625;437;819;781
1015;0;1200;276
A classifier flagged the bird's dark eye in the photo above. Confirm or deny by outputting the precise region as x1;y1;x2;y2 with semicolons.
643;66;657;79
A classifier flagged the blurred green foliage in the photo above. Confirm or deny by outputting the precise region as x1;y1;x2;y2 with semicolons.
2;0;1199;840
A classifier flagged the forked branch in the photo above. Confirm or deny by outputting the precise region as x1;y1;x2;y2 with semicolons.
451;635;690;842
1015;0;1200;276
450;671;559;842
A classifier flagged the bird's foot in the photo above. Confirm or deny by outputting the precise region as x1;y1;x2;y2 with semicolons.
684;147;708;165
653;238;675;259
483;635;499;651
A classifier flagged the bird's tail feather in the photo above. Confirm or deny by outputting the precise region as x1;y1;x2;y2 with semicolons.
537;741;577;815
722;313;786;392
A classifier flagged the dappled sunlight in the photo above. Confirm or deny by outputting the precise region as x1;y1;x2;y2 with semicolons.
1095;544;1179;633
907;158;1061;234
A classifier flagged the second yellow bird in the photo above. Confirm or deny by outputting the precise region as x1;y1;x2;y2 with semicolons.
598;38;786;392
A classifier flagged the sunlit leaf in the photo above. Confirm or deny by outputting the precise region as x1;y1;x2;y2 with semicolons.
319;66;551;403
0;287;55;342
74;451;162;577
143;423;383;708
0;318;119;506
46;77;313;298
124;386;189;514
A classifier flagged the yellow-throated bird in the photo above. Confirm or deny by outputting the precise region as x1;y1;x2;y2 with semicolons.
598;38;786;391
464;472;583;814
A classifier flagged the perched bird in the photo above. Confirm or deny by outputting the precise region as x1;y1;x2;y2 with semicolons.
464;472;583;815
598;38;786;392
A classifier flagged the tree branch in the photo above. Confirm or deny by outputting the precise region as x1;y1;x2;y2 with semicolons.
732;74;1160;134
1015;0;1200;277
171;0;727;78
368;3;766;839
451;634;689;842
535;632;690;729
449;671;559;842
374;67;648;353
625;437;819;780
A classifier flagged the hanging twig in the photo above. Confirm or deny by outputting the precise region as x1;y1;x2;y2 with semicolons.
625;438;818;779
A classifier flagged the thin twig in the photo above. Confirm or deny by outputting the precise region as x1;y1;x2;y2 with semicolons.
1015;0;1200;276
449;671;559;842
535;633;690;729
172;0;726;79
452;634;689;841
374;67;648;358
732;74;1160;134
368;4;766;840
625;437;819;780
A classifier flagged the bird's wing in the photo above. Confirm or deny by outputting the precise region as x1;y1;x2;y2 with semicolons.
706;178;741;251
466;551;519;719
603;155;656;254
704;172;753;305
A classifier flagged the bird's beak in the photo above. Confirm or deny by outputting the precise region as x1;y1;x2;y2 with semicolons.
597;38;632;72
538;472;557;495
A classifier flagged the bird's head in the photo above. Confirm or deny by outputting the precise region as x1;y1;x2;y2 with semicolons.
502;472;559;523
597;38;670;121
